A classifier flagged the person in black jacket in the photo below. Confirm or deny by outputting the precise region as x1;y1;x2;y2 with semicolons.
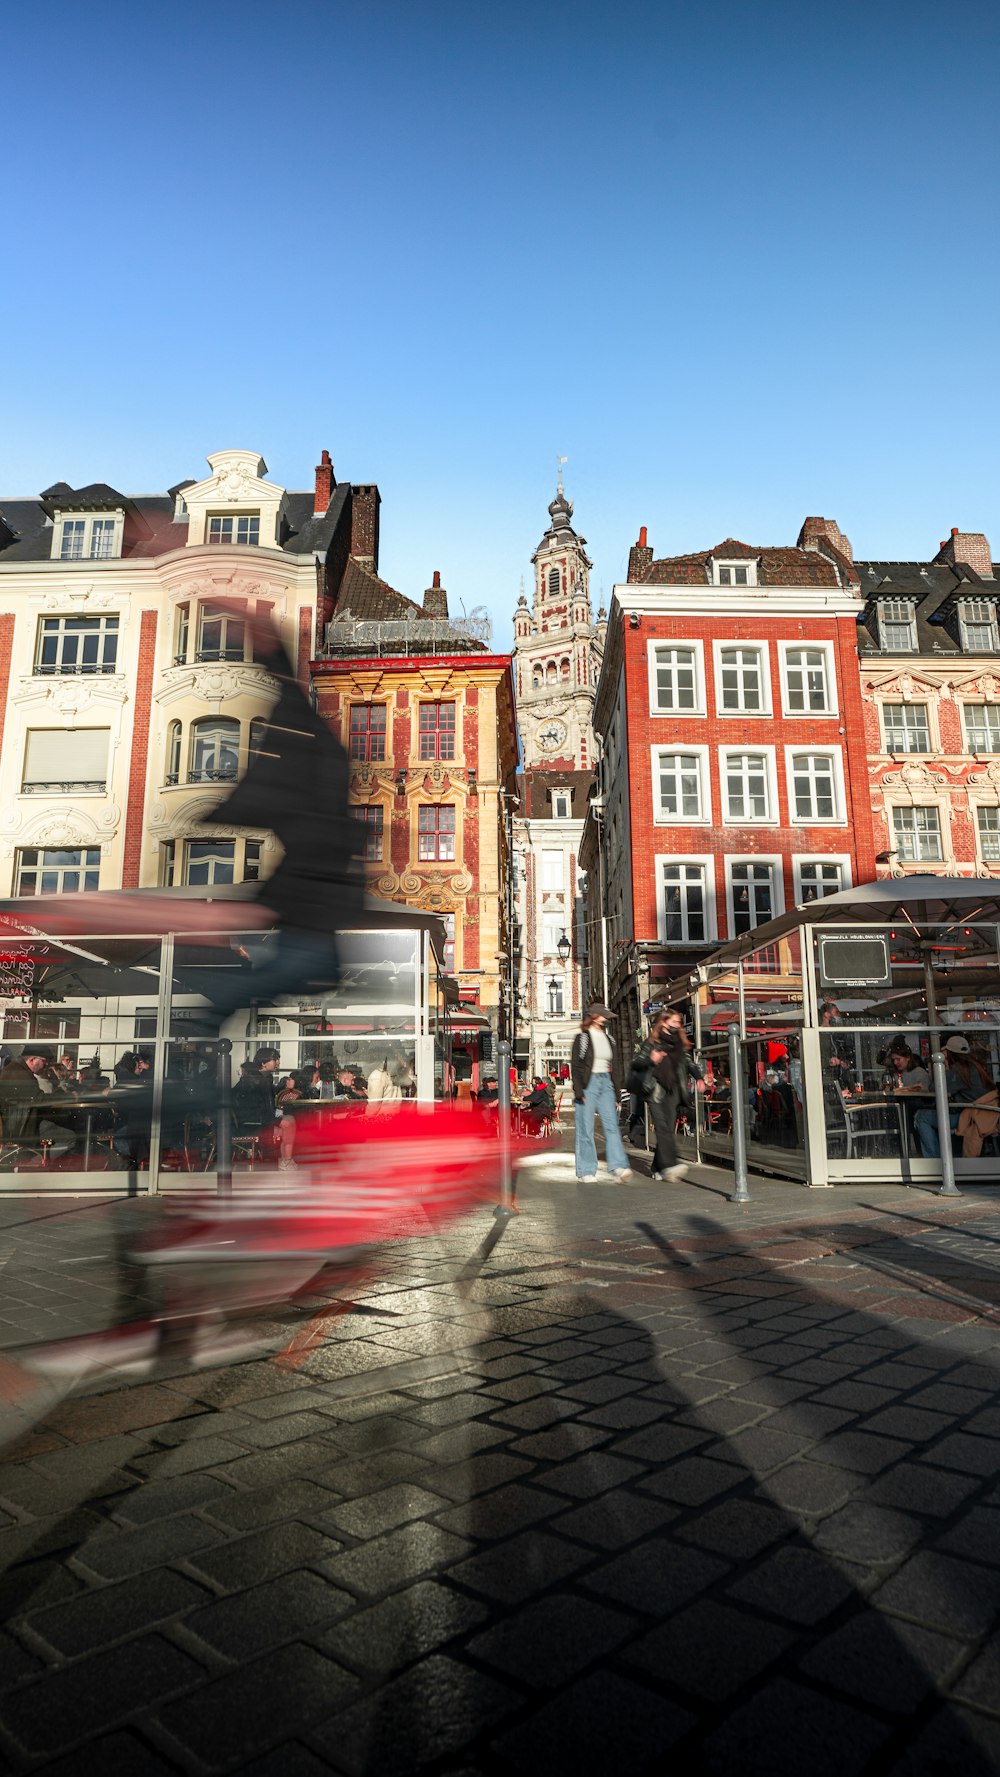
185;604;365;1034
629;1007;703;1183
232;1047;280;1134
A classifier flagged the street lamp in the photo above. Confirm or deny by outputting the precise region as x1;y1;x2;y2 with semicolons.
556;930;571;964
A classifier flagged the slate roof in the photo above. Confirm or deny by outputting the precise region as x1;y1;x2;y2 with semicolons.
856;559;1000;657
332;556;425;622
0;481;351;565
517;767;595;819
637;539;840;588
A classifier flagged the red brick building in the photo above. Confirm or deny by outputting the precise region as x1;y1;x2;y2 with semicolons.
585;519;877;1033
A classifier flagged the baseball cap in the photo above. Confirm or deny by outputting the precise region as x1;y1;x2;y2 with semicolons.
943;1034;970;1054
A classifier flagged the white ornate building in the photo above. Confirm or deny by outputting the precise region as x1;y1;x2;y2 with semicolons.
510;481;605;1077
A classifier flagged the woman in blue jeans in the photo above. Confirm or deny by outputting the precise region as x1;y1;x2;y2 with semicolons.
570;1004;632;1183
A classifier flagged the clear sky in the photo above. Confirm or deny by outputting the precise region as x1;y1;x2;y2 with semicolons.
3;0;998;646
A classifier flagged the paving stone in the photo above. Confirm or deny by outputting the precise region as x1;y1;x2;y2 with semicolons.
924;1433;1000;1478
316;1577;487;1674
239;1746;333;1777
706;1424;814;1474
426;1452;535;1502
811;1431;910;1475
813;1502;925;1565
450;1527;592;1603
892;1703;1000;1774
479;1373;560;1403
218;1440;348;1492
549;1491;679;1551
315;1651;519;1775
622;1597;794;1701
934;1509;1000;1568
0;1634;204;1757
74;1512;226;1580
493;1670;695;1773
320;1449;435;1497
638;1456;744;1507
609;1423;709;1463
507;1424;608;1461
701;1673;890;1774
189;1521;343;1591
33;1729;180;1776
909;1383;992;1415
676;1498;790;1561
0;1628;42;1686
467;1590;636;1686
727;1545;856;1624
556;1374;644;1405
0;1557;84;1618
184;1569;352;1659
952;1631;1000;1713
203;1478;341;1532
583;1538;728;1615
411;1422;512;1464
866;1465;980;1518
488;1394;580;1432
109;1472;235;1526
433;1481;565;1540
320;1519;473;1599
24;1567;209;1657
800;1611;964;1713
131;1434;253;1479
156;1642;357;1766
324;1483;448;1541
861;1405;954;1443
533;1452;646;1499
874;1551;1000;1638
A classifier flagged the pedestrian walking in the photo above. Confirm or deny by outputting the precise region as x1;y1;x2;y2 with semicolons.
571;1004;632;1182
628;1007;704;1182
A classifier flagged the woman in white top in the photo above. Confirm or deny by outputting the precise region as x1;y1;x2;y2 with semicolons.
366;1051;415;1114
570;1004;632;1183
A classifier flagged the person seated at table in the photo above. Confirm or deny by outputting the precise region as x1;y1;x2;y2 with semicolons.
232;1047;280;1134
885;1040;930;1093
0;1044;78;1164
914;1035;995;1157
521;1077;552;1134
336;1067;367;1100
112;1049;155;1166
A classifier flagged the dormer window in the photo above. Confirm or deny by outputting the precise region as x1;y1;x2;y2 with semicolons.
173;494;190;523
207;512;259;547
552;791;571;819
715;561;757;587
958;598;999;652
56;514;120;561
877;598;916;652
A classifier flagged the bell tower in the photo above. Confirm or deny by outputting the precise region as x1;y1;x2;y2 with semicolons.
513;472;603;770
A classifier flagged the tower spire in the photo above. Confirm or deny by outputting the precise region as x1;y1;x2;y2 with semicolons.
556;455;567;496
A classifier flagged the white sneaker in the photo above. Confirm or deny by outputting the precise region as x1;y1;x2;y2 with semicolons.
615;1168;632;1182
577;1174;598;1183
652;1171;665;1181
665;1163;690;1183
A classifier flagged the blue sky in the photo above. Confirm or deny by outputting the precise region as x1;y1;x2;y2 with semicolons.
3;0;998;645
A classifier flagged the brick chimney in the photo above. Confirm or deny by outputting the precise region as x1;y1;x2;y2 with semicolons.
798;516;853;563
423;570;449;620
934;527;994;580
349;484;381;567
627;525;654;582
313;449;336;516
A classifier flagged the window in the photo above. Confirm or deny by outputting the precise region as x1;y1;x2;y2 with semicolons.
548;568;560;595
977;807;1000;862
892;805;943;862
723;751;771;821
958;600;999;652
353;805;384;862
349;703;387;762
650;644;699;713
184;840;236;885
197;605;245;662
661;862;708;942
878;599;916;652
36;615;119;676
57;515;120;561
964;704;1000;753
248;718;269;765
442;912;455;973
532;667;543;690
417;805;456;861
541;849;563;893
783;645;832;714
796;859;846;901
552;791;571;819
718;645;766;712
166;721;181;784
788;750;840;821
189;718;240;783
206;513;260;546
730;861;777;934
542;914;564;956
134;1008;158;1040
547;978;564;1016
655;750;705;820
244;840;263;881
22;729;109;794
174;603;190;665
15;847;101;894
883;703;931;753
418;701;456;761
716;560;756;586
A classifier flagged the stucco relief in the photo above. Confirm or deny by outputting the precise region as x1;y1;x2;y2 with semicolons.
11;677;128;713
154;663;278;706
968;761;1000;790
28;588;120;612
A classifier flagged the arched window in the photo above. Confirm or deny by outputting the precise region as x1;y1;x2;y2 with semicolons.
560;658;570;681
248;717;268;766
548;568;560;595
166;721;181;785
532;666;543;690
189;717;240;783
546;661;557;684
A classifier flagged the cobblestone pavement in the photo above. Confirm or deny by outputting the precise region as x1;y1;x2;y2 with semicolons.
2;1152;1000;1773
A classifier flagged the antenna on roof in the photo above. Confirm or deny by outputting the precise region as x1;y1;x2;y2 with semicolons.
556;455;568;495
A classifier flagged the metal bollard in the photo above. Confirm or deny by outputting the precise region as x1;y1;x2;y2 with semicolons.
216;1038;233;1199
728;1025;752;1204
495;1038;515;1218
931;1047;960;1198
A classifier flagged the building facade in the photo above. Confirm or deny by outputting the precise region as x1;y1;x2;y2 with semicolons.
0;446;376;902
857;528;1000;878
510;483;604;1076
312;567;517;1072
589;518;877;1036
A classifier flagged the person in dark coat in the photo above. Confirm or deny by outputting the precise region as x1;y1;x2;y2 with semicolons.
188;605;365;1032
0;1043;77;1161
629;1008;702;1183
232;1047;280;1133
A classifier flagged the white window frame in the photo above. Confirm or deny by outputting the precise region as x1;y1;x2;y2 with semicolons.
891;804;944;864
882;701;932;755
651;744;711;824
975;805;1000;865
15;846;102;895
654;853;717;945
647;639;705;717
962;702;1000;754
551;791;571;819
784;746;846;825
719;745;777;825
713;559;758;587
958;599;999;653
35;613;120;676
778;640;837;718
792;854;852;905
206;511;261;547
725;856;784;937
541;849;563;894
541;913;566;957
53;512;124;562
712;639;772;717
877;598;917;652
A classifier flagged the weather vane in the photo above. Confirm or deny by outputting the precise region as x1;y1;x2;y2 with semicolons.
556;455;568;495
